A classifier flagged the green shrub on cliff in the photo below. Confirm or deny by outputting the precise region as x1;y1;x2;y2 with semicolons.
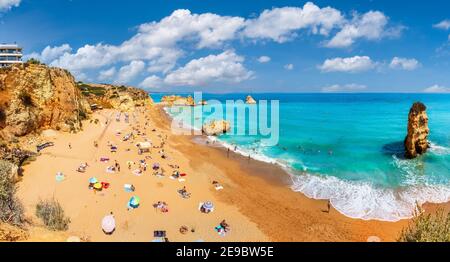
36;198;70;231
26;58;41;65
398;206;450;242
0;160;25;226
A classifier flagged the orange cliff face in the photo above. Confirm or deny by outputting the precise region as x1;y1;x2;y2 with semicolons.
0;64;91;140
404;102;430;159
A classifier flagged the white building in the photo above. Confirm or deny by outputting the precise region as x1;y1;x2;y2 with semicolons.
0;44;23;68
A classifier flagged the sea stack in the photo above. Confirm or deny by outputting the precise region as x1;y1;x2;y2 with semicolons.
404;102;430;159
246;95;257;105
202;120;231;136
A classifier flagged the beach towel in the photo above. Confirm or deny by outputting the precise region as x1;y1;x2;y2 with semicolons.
100;157;110;163
55;173;65;182
132;169;143;176
124;184;134;192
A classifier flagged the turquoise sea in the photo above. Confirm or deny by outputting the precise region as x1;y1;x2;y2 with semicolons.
153;93;450;221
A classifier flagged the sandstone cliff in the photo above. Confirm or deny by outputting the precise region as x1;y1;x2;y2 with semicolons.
202;120;231;136
405;102;430;159
0;64;91;140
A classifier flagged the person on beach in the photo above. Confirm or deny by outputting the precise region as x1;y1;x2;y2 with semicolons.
69;143;72;149
227;148;230;158
327;200;331;213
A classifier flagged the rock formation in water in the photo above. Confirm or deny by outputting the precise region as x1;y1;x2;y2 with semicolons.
246;95;257;104
404;102;430;159
161;95;195;106
0;63;91;140
202;120;231;136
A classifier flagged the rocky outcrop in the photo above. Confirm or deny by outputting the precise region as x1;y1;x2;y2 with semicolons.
80;83;153;112
0;64;91;140
405;102;430;159
0;144;35;167
202;120;231;136
246;95;257;105
161;95;195;106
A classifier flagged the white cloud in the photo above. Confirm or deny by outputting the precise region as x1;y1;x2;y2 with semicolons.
164;50;253;86
243;2;344;43
49;9;245;74
30;4;401;86
115;61;145;84
258;56;271;63
27;44;72;63
389;57;420;70
423;85;450;93
284;64;294;70
139;75;164;89
98;67;116;81
319;56;375;73
321;83;367;93
433;20;450;30
0;0;20;11
326;11;398;48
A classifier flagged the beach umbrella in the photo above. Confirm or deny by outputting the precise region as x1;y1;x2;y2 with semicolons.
203;201;214;210
101;215;116;234
93;183;103;190
129;196;141;208
89;177;98;184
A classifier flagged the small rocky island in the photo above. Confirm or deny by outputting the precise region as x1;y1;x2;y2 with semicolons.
246;95;257;105
404;102;430;159
202;120;231;136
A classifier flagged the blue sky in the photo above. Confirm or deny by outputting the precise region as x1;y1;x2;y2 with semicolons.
1;0;450;93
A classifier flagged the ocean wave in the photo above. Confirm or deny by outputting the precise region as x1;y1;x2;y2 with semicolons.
163;107;450;222
290;173;450;221
215;136;450;222
429;142;450;155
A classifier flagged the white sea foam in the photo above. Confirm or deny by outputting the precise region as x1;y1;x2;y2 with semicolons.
291;172;450;221
215;137;450;221
163;107;450;222
429;142;450;155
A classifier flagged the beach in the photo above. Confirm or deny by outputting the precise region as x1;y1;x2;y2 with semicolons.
15;104;448;242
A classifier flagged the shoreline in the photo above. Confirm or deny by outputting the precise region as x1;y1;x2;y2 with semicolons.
14;104;450;242
152;105;408;241
159;104;450;223
154;104;450;241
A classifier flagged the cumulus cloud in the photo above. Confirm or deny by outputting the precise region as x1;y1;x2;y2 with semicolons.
243;2;344;43
284;64;294;70
319;56;375;73
423;85;450;93
0;0;20;11
164;50;253;86
433;20;450;30
139;75;164;89
321;83;367;93
115;61;146;84
27;44;72;63
326;11;400;48
389;57;420;70
98;67;116;82
258;56;271;63
29;3;401;85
